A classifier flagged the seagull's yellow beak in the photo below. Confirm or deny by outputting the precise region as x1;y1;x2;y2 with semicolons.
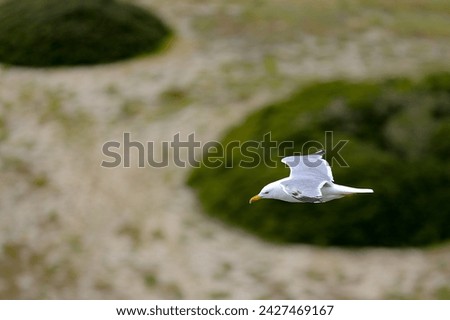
249;195;262;204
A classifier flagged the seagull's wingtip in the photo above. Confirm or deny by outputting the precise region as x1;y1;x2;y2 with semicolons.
314;149;325;156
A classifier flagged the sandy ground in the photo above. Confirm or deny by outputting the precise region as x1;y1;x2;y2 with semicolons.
0;0;449;299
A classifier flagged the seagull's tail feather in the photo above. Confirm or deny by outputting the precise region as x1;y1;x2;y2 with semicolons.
331;184;374;194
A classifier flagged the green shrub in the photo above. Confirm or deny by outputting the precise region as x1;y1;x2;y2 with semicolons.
0;0;171;67
188;72;450;247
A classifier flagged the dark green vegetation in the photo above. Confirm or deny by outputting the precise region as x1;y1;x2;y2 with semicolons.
0;0;171;67
188;72;450;247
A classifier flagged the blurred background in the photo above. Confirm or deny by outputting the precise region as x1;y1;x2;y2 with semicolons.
0;0;449;299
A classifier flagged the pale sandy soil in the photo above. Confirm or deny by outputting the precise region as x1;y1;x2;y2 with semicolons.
0;0;449;299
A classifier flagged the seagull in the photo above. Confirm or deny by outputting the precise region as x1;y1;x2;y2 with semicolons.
249;150;373;204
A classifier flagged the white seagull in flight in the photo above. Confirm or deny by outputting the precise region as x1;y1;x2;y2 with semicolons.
249;150;373;204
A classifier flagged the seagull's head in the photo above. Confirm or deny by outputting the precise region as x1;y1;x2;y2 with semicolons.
249;181;281;204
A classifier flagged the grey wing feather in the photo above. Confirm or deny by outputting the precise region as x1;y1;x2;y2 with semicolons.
281;150;334;182
280;178;328;200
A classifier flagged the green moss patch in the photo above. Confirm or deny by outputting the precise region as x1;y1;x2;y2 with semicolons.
0;0;171;67
188;72;450;247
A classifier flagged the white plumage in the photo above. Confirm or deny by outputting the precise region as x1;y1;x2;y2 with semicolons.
249;150;373;204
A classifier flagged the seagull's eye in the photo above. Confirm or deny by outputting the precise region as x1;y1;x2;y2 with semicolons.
263;191;269;194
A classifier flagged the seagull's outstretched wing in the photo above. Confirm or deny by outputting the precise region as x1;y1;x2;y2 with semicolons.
280;179;327;202
280;150;333;201
281;150;333;182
